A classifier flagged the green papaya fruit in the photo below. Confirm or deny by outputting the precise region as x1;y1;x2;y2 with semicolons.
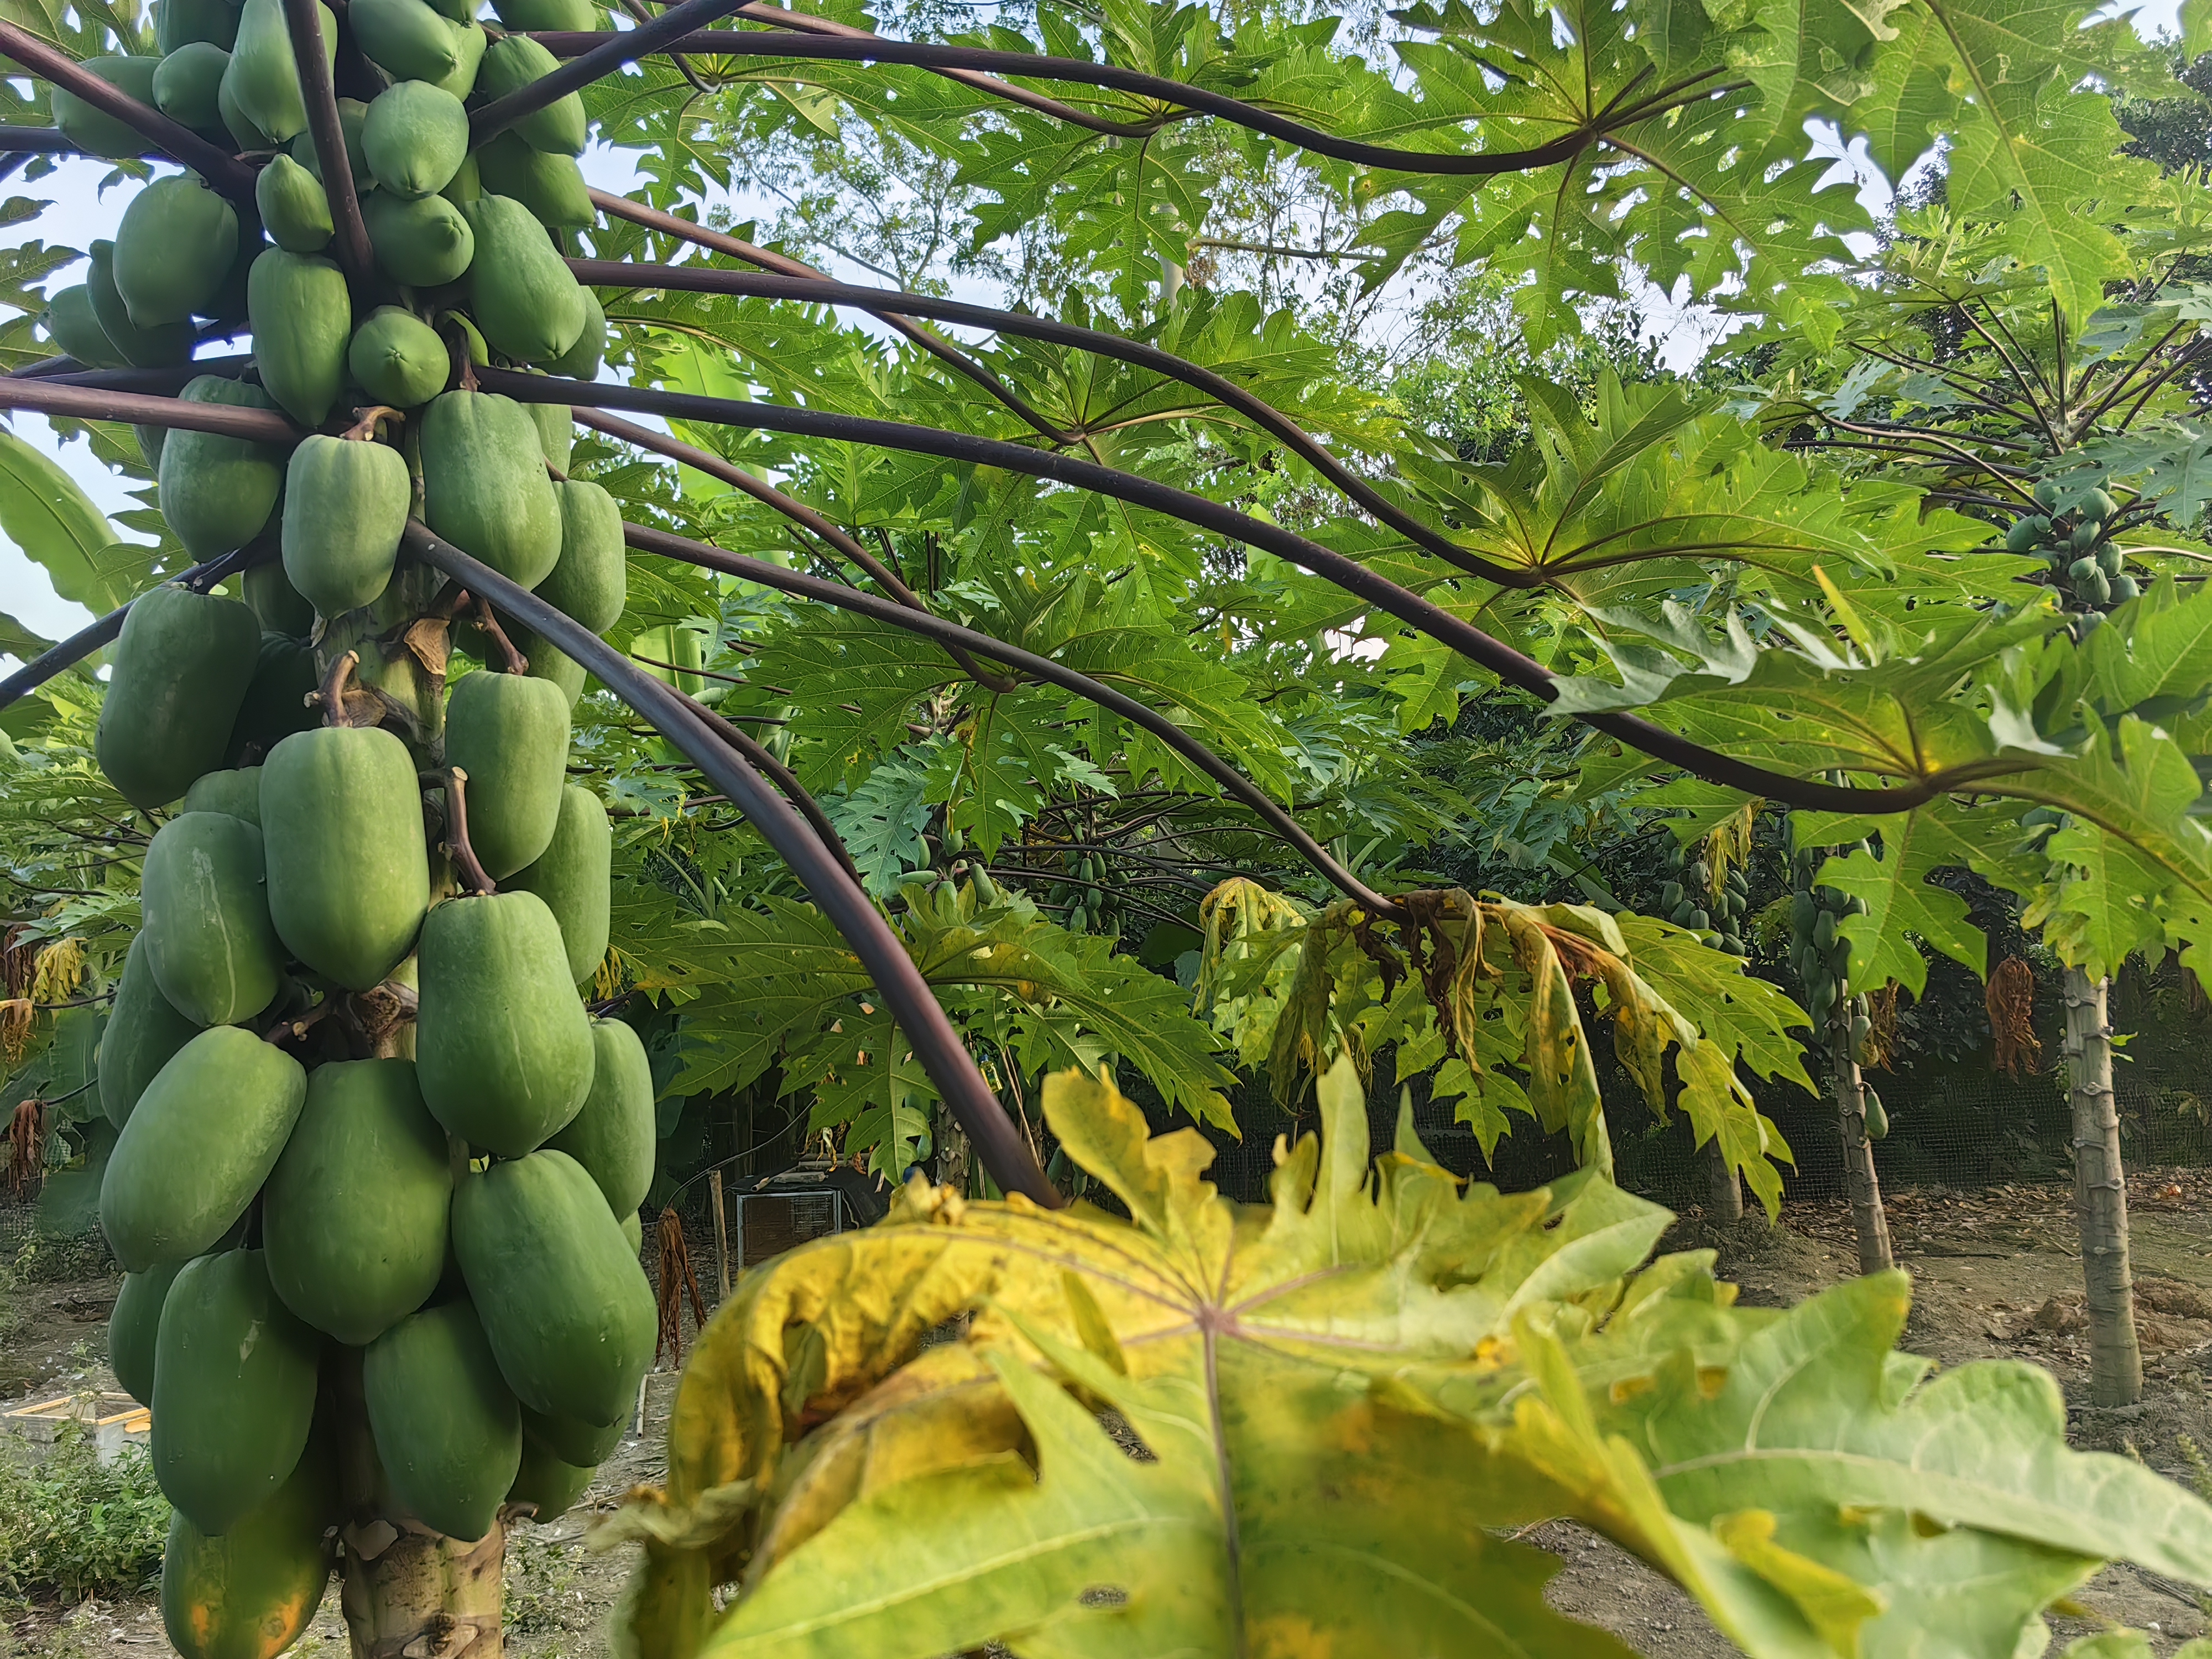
264;1058;452;1345
244;561;316;636
348;306;449;406
262;725;431;989
476;131;592;228
492;0;600;28
544;284;604;380
255;152;333;253
363;187;475;288
510;784;611;984
364;1298;522;1542
520;1404;623;1469
44;284;124;368
416;890;592;1154
2112;572;2142;604
200;223;264;326
95;581;260;810
289;95;369;185
99;934;200;1131
363;79;468;199
348;0;460;82
546;1018;651;1217
160;1432;334;1659
225;631;321;761
183;765;262;823
1685;907;1709;931
508;1431;594;1522
116;175;238;326
477;34;586;155
50;57;161;158
158;0;241;54
1657;880;1682;912
430;18;486;99
461;195;586;363
1863;1089;1888;1141
420;0;474;23
155;375;285;562
441;146;481;205
527;393;575;474
152;1248;319;1535
142;811;283;1026
2097;541;2126;578
151;41;232;137
222;0;336;143
281;435;411;615
452;1148;654;1426
102;1027;306;1271
420;389;562;586
110;1259;184;1408
87;241;194;368
218;71;276;150
248;251;349;426
2004;515;2044;554
620;1209;641;1254
1813;909;1837;949
513;622;587;706
445;670;570;877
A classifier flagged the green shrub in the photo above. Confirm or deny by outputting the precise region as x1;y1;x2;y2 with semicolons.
0;1428;169;1608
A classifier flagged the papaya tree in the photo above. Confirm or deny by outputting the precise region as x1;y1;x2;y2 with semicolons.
2;0;2212;1655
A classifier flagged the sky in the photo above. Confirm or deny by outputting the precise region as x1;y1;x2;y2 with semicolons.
0;1;2194;656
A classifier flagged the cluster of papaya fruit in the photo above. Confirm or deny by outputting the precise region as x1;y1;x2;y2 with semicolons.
1785;848;1889;1136
96;567;653;1656
2004;479;2139;624
1655;839;1749;958
42;0;604;396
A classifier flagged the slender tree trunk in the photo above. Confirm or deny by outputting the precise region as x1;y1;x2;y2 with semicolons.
1702;1135;1745;1224
330;1349;506;1658
1831;994;1893;1275
2063;968;2142;1406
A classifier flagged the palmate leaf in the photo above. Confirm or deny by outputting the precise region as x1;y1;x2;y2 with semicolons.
0;429;138;616
612;1058;2212;1659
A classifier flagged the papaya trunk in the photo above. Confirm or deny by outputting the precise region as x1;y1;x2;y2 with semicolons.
2063;968;2142;1407
1701;1134;1744;1225
332;1348;507;1658
936;1098;972;1197
1830;993;1893;1275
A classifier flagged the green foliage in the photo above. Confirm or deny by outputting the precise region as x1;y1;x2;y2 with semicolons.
0;1432;170;1609
612;1057;2212;1659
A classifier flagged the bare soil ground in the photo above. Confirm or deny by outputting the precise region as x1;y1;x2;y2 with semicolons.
5;1167;2211;1657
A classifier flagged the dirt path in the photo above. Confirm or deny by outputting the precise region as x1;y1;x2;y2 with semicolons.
6;1168;2211;1657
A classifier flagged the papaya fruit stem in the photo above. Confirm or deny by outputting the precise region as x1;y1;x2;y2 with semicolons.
261;993;336;1047
342;405;403;442
312;649;365;727
437;766;498;896
466;593;530;676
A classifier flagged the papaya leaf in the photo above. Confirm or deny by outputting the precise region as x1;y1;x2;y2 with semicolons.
617;1058;2212;1659
0;429;134;615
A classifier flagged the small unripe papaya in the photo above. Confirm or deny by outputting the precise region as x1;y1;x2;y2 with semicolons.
43;285;124;369
528;397;574;473
2004;515;2047;554
513;622;588;706
445;669;570;878
142;810;284;1027
114;174;238;327
262;724;432;989
363;79;470;199
290;95;370;186
182;765;262;824
538;481;625;633
249;250;351;426
281;434;411;616
218;71;277;150
50;57;161;157
462;194;586;363
430;17;486;98
157;0;241;53
256;152;333;253
421;389;563;587
417;890;593;1155
225;630;321;761
244;559;316;637
156;374;285;560
477;33;587;155
364;1299;522;1542
363;187;476;288
544;284;605;380
349;306;450;407
95;580;260;810
109;1259;182;1407
492;0;601;27
509;1432;593;1522
348;0;460;82
151;41;232;137
87;241;194;368
476;131;592;228
221;0;336;143
545;1017;651;1215
509;784;612;984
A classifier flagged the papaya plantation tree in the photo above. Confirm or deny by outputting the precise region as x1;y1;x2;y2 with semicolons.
6;0;2212;1655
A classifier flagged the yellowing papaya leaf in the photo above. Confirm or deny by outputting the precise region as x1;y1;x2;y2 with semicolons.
615;1059;2212;1659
